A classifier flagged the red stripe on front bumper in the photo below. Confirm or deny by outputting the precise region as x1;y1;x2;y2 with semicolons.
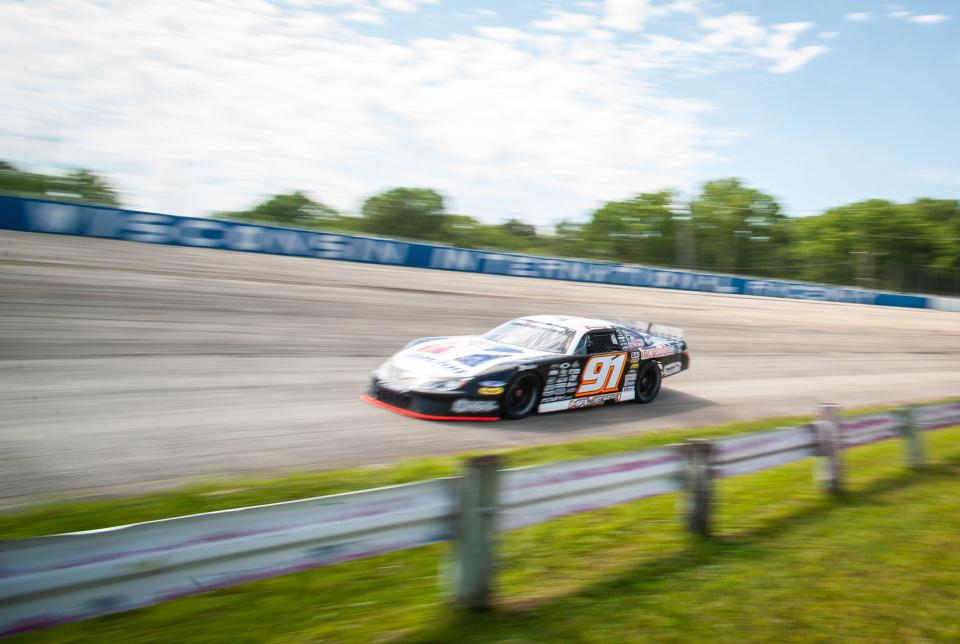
361;394;500;422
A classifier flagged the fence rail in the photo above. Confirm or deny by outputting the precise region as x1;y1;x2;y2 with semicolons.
499;447;683;531
0;480;456;637
2;400;959;636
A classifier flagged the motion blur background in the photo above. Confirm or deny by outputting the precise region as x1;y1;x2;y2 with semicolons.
3;2;960;641
2;0;960;510
2;0;959;295
3;0;960;503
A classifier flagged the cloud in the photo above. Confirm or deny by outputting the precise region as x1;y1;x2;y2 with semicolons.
379;0;417;12
343;4;384;24
460;8;499;19
885;6;952;24
602;0;701;32
474;26;527;42
762;22;827;72
775;21;814;34
0;0;832;223
819;31;839;39
916;169;960;186
844;12;871;22
691;14;827;73
379;0;437;12
908;14;951;24
532;10;597;32
765;45;827;73
699;13;767;46
604;0;652;31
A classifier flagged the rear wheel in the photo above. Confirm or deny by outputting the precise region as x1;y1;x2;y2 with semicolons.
634;362;662;404
502;372;540;419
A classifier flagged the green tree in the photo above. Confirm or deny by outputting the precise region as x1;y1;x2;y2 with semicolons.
791;199;954;291
500;218;537;239
361;188;447;241
247;192;337;227
911;199;960;271
0;160;121;207
544;220;589;259
585;191;676;265
443;215;537;252
51;169;122;207
690;179;788;275
0;161;44;198
216;191;369;233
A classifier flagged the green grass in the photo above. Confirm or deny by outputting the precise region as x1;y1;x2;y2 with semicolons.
7;403;960;643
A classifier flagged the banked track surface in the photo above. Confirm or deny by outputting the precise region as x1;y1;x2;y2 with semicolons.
2;230;959;508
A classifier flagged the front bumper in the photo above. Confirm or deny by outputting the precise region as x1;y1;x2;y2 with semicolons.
365;380;501;421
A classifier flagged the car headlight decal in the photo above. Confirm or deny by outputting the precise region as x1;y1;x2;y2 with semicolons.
417;377;471;393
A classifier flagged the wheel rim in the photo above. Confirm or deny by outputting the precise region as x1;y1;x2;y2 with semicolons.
506;374;537;416
637;366;660;399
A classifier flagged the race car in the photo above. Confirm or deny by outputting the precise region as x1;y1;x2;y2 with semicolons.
363;315;689;421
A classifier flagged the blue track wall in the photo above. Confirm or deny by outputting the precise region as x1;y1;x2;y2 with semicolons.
0;196;930;309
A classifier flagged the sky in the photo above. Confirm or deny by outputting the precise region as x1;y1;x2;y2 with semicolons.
1;0;958;225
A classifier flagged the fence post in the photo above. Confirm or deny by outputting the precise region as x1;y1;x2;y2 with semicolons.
815;404;843;495
679;439;714;537
450;454;501;611
897;406;926;469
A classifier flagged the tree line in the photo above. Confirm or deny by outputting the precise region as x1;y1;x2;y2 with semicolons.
215;180;960;296
0;160;121;208
2;160;958;295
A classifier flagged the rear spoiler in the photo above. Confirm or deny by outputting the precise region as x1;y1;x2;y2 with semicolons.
617;320;685;341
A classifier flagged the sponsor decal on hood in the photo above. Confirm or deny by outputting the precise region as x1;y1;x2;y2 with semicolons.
390;336;552;382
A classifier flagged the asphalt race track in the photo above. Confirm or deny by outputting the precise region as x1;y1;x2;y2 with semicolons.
2;230;960;508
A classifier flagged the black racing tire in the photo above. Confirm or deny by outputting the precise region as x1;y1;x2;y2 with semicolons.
501;372;541;420
634;361;662;404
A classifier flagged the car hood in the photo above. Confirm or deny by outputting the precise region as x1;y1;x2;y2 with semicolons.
381;336;556;385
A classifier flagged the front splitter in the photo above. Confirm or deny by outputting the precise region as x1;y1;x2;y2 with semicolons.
361;394;500;422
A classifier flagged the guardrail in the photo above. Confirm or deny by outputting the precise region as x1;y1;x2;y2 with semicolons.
2;400;958;635
0;195;933;309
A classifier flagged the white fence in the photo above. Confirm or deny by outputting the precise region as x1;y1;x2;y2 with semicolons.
712;426;817;479
500;447;683;531
2;401;959;636
0;479;456;636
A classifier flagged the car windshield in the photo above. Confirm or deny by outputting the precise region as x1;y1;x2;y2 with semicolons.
482;320;573;353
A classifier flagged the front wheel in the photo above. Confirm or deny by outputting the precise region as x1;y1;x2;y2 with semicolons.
634;362;662;404
501;372;541;420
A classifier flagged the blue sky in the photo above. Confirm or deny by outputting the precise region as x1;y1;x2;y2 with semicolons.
1;0;958;224
673;1;960;215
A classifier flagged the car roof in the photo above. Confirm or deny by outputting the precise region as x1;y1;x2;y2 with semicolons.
516;315;614;334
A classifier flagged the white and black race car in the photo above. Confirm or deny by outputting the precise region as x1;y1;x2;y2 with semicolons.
364;315;689;421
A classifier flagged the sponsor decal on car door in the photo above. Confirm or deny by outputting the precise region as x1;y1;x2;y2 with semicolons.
576;352;628;397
